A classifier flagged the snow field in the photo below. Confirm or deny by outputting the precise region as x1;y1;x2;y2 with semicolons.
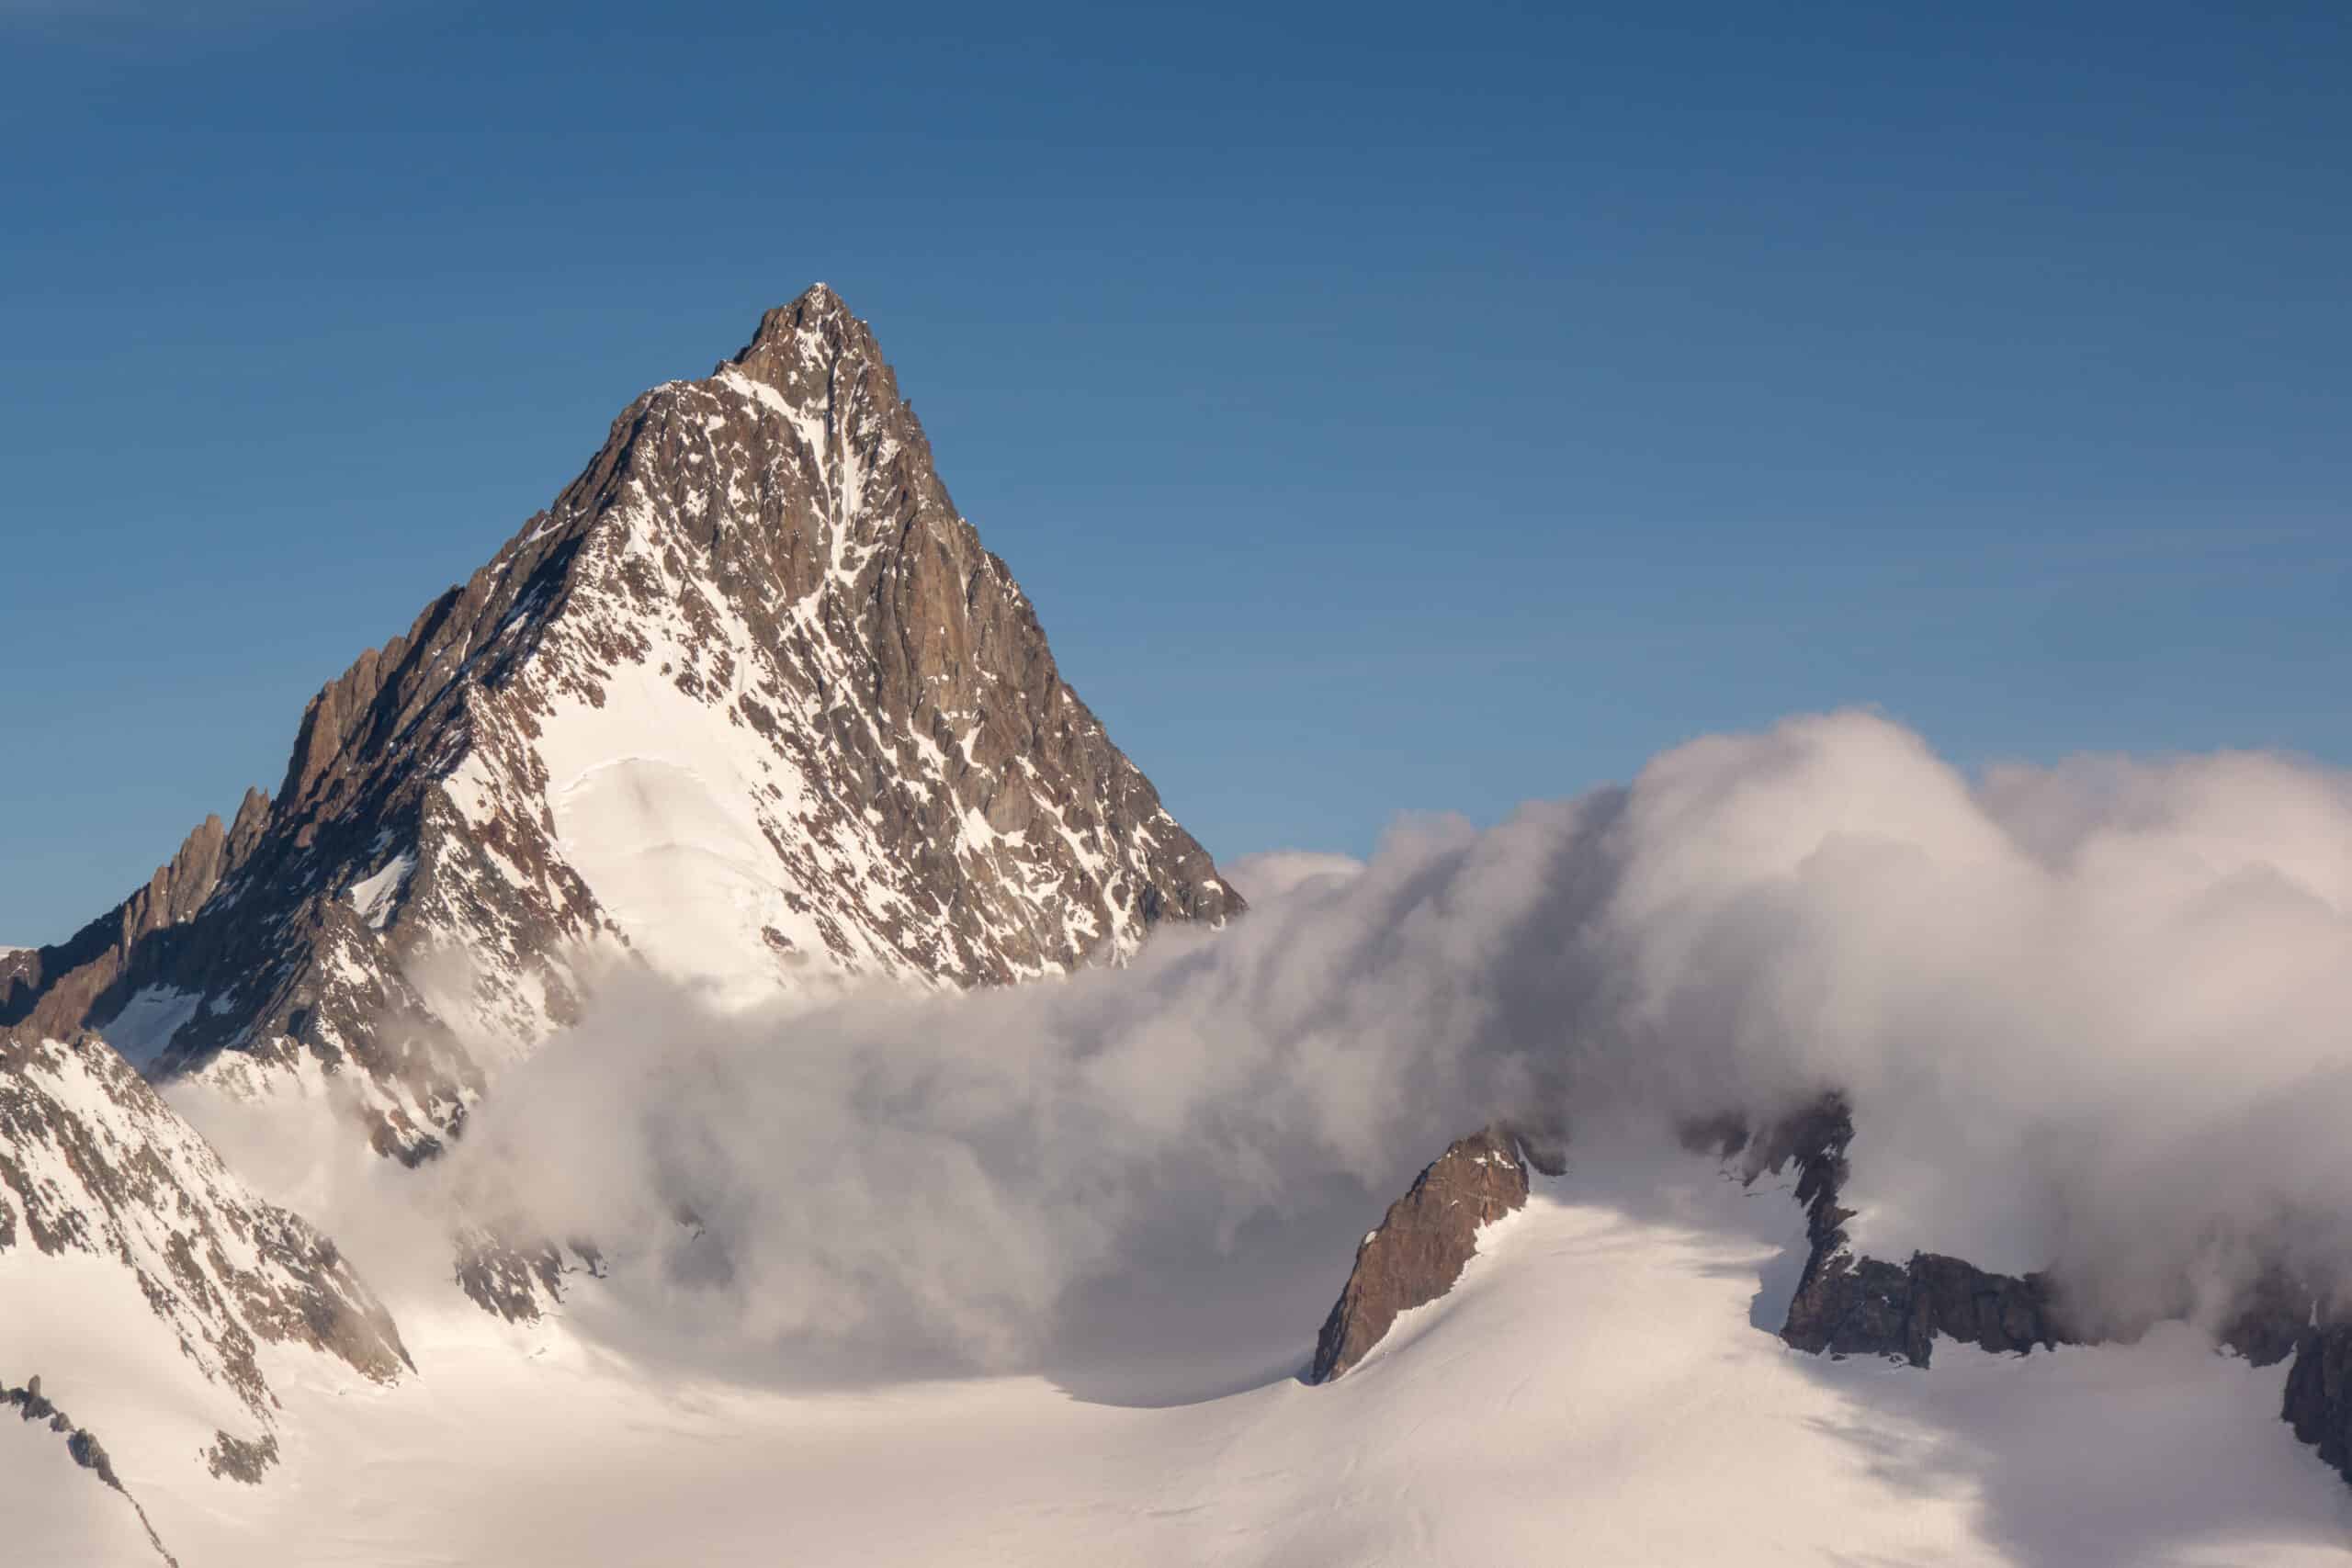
49;1130;2345;1566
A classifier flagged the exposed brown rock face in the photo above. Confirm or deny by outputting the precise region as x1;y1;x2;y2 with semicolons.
4;284;1239;1160
1307;1125;1556;1383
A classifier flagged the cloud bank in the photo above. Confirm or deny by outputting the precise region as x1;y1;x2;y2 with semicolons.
193;710;2352;1388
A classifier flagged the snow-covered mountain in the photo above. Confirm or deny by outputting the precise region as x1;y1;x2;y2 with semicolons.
8;291;2352;1564
0;287;1252;1560
2;284;1238;1161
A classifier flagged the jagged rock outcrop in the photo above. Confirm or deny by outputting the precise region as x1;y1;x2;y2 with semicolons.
0;793;269;1052
4;284;1240;1160
1748;1096;2077;1364
1784;1248;2075;1365
0;1029;410;1420
201;1427;279;1485
1307;1125;1561;1383
1748;1096;2352;1498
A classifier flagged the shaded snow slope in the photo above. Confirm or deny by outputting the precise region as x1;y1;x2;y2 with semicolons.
96;986;202;1071
52;1132;2348;1567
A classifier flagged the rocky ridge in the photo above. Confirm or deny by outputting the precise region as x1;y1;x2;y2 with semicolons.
1754;1098;2077;1364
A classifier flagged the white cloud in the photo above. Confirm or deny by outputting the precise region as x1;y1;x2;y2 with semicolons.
204;709;2352;1384
1223;851;1366;902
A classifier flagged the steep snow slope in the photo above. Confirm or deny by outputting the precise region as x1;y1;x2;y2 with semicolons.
80;1133;2349;1568
4;285;1237;1159
0;1032;412;1566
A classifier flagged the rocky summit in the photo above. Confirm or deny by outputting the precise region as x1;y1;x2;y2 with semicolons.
1;285;1239;1161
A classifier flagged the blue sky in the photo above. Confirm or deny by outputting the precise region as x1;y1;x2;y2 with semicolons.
2;1;2347;943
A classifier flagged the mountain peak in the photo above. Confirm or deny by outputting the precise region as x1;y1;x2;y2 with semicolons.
723;282;869;389
17;288;1242;1161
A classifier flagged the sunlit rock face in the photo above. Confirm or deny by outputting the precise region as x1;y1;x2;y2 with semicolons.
1308;1125;1554;1383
